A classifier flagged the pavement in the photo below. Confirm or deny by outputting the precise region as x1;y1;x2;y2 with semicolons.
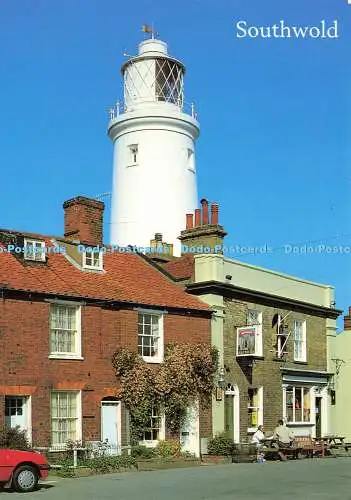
2;457;351;499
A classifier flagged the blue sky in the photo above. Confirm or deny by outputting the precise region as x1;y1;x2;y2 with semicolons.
0;0;350;327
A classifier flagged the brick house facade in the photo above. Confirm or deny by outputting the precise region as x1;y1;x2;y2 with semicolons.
159;201;341;443
0;197;212;455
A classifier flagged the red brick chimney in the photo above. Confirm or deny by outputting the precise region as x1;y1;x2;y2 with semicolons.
194;209;201;227
186;214;194;229
63;196;104;246
344;307;351;331
211;202;219;225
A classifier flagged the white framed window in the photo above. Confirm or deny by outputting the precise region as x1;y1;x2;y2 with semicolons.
187;148;195;172
82;249;103;270
248;387;263;432
24;239;46;262
294;320;306;362
137;312;164;363
236;309;263;357
50;391;81;447
284;385;311;423
128;144;138;166
140;407;165;446
49;303;82;359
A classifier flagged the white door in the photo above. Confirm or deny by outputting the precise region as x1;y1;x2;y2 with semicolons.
180;404;200;457
101;401;121;455
5;397;27;432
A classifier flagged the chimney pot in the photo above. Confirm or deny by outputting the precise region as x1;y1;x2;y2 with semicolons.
200;198;209;225
194;209;201;227
211;202;219;225
186;214;194;230
344;307;351;330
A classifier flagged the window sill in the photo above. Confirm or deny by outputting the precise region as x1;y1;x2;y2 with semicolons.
142;356;163;364
236;354;264;360
294;360;308;364
286;422;314;426
49;355;84;360
139;440;159;448
82;265;104;271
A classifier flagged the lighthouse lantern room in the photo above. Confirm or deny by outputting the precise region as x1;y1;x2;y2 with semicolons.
108;31;200;256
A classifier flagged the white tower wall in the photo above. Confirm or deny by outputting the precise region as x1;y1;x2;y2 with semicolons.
108;38;199;256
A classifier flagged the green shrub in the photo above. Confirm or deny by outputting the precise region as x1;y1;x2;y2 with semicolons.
155;439;181;458
56;460;76;478
88;455;137;474
131;445;156;459
207;433;235;456
0;425;30;450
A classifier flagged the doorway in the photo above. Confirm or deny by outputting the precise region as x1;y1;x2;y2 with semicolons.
101;398;121;455
315;396;322;438
5;396;31;440
225;395;234;438
224;387;240;443
180;403;200;457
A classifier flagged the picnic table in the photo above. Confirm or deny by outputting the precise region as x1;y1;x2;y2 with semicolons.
320;435;351;452
259;437;302;460
321;435;344;447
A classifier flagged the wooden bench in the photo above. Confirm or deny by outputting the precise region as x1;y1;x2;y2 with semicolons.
296;437;325;457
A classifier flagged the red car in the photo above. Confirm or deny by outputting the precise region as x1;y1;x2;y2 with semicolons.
0;449;50;492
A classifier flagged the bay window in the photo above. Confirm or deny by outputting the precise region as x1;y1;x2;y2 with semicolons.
285;385;311;423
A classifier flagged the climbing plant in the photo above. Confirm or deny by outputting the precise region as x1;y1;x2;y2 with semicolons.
112;343;218;443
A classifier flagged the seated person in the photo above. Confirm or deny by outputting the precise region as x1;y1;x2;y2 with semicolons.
251;425;265;447
272;419;295;448
251;425;267;462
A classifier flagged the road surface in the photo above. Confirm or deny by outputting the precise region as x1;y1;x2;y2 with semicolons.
2;457;351;499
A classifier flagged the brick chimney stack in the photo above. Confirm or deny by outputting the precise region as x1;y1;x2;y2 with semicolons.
344;307;351;331
178;199;227;255
63;196;105;246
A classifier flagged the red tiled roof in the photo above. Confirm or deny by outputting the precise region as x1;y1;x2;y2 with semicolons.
0;237;209;312
161;255;194;280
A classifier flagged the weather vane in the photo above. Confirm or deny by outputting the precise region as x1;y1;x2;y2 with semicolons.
141;24;158;39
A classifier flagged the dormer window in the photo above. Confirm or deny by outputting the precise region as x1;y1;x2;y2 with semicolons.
83;249;103;270
24;239;46;262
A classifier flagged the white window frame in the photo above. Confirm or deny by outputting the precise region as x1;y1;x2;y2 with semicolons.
187;148;195;172
82;249;103;270
236;309;263;357
49;303;83;360
50;391;82;449
139;407;165;447
283;385;312;424
137;311;164;363
24;239;46;262
127;144;138;166
247;387;263;433
293;319;307;362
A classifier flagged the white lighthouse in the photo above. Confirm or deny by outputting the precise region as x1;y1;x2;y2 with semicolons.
108;32;200;256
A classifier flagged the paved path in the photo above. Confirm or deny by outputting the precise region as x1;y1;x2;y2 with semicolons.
3;458;351;499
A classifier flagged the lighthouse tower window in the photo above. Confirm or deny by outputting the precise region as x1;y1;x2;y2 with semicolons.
187;149;195;172
155;59;182;105
128;144;138;166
